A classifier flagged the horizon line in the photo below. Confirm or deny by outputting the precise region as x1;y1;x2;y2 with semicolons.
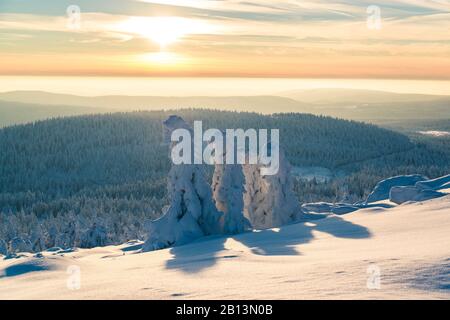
2;74;450;81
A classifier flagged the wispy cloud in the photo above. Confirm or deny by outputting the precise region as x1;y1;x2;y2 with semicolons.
0;0;449;78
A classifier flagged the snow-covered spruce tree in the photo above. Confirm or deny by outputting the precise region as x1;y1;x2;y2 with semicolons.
45;223;59;249
211;148;251;235
0;239;8;256
243;147;301;229
30;224;46;253
80;222;108;248
8;236;32;254
142;116;222;251
55;219;78;249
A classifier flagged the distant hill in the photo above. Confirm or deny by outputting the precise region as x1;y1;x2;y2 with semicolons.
278;88;449;105
0;91;315;128
1;90;449;132
0;100;105;128
277;89;450;131
297;99;450;125
0;90;311;112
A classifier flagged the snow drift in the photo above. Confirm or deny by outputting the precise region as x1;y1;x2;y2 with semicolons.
301;174;449;213
387;175;449;205
389;186;445;205
366;174;428;203
415;174;450;191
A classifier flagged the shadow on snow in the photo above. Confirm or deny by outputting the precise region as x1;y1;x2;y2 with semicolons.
165;215;371;273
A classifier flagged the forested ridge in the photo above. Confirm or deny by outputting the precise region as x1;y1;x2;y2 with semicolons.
1;110;449;254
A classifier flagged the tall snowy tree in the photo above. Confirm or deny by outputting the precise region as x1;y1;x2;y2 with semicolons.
143;116;222;251
8;236;32;253
80;222;108;248
0;239;7;256
243;147;301;229
56;220;78;249
212;148;251;234
30;224;46;252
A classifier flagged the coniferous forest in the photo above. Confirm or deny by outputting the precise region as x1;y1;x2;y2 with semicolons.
1;110;449;254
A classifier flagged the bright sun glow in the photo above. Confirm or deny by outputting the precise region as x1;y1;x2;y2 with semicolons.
118;16;209;48
140;52;185;65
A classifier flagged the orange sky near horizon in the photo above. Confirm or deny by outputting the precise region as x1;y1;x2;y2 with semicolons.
1;0;450;79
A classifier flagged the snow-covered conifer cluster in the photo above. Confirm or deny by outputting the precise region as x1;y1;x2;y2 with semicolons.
143;116;301;251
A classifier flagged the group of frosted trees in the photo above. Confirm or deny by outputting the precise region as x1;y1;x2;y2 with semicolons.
143;116;302;251
0;195;163;256
2;110;449;255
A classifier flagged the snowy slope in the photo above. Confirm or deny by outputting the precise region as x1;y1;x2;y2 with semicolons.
0;195;449;299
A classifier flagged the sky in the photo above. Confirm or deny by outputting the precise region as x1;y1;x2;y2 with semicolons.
0;0;449;79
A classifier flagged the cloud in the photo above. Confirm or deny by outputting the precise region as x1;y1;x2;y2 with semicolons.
0;0;449;78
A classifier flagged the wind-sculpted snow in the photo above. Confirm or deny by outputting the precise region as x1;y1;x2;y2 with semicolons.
364;174;448;205
415;174;450;191
388;175;449;205
300;174;450;213
389;186;445;205
366;174;428;203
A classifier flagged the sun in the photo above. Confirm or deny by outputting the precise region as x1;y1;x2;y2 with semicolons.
140;17;185;48
118;16;204;48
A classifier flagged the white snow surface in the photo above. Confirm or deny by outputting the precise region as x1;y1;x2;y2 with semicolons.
366;174;428;203
416;174;450;191
1;195;449;299
418;131;450;137
388;174;450;204
389;186;445;205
